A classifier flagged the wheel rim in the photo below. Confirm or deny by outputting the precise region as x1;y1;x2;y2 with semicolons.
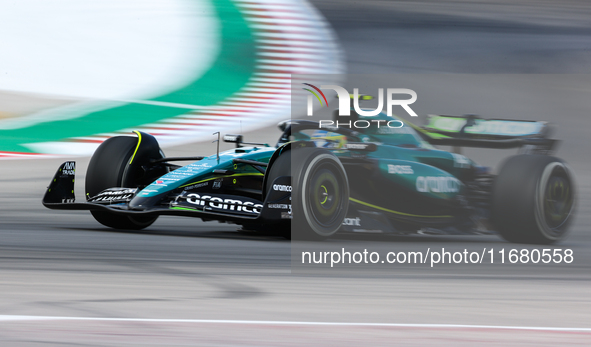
543;168;573;231
304;160;346;231
537;163;575;239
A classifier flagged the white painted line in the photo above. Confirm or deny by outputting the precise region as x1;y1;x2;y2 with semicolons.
258;59;328;67
240;10;310;19
250;24;319;33
0;316;589;333
256;52;330;59
255;39;329;47
257;65;329;73
248;18;316;26
255;32;324;40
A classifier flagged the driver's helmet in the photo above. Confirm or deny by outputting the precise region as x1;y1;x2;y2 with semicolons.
309;129;347;149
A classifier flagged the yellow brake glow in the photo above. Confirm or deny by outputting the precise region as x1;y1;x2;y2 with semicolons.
320;185;328;204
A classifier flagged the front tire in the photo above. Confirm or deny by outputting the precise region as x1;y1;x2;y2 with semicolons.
491;155;576;244
86;136;160;230
290;148;349;240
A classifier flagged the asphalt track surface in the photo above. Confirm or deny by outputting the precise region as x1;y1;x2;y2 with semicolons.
2;1;591;345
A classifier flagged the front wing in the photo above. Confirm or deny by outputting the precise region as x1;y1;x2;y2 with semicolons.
42;162;292;224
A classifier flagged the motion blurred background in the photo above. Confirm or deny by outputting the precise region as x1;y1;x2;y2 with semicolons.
1;0;591;345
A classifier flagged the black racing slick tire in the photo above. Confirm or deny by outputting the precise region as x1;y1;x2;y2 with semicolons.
290;147;349;240
491;155;576;244
86;136;158;230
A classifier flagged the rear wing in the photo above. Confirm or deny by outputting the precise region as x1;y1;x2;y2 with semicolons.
417;115;559;154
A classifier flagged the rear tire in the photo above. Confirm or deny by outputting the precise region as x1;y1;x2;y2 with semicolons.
86;136;159;230
491;155;575;244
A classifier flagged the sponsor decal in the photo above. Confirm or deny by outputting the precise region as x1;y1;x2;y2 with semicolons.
212;179;222;189
268;203;292;218
223;134;242;143
430;116;544;137
376;125;412;135
62;162;76;176
342;217;361;226
268;203;291;209
344;143;377;151
183;181;208;191
451;153;471;169
345;143;366;150
387;164;414;174
156;180;164;184
191;162;214;168
416;176;460;193
89;188;137;203
273;184;292;192
61;198;75;204
182;193;262;214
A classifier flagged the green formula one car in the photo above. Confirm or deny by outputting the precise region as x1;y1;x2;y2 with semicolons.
43;108;576;244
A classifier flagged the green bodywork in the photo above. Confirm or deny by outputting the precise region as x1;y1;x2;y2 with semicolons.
296;112;475;204
135;146;275;200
